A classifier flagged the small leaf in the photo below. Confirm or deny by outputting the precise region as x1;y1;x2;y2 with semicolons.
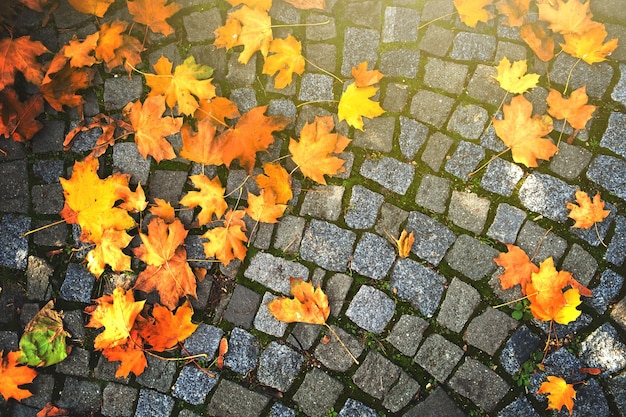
494;57;539;94
338;81;385;131
453;0;494;28
396;230;414;258
566;190;610;229
267;278;330;325
0;350;38;402
537;376;576;415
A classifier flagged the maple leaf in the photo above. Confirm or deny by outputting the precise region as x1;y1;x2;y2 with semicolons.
85;286;146;350
395;230;415;258
228;0;272;10
0;350;37;402
246;190;288;223
352;62;384;87
494;57;540;94
268;278;330;325
116;182;148;214
547;86;597;130
139;301;198;351
561;22;619;65
18;301;70;367
133;218;197;310
495;0;530;27
213;16;243;51
86;229;133;277
102;327;147;378
150;198;176;223
63;33;100;68
453;0;494;29
0;89;44;142
255;162;293;204
127;0;181;36
494;244;539;290
289;116;351;184
520;21;555;62
262;35;305;89
202;209;248;265
145;56;216;115
217;337;228;369
40;52;95;111
123;95;183;163
219;105;290;173
0;35;49;90
180;174;228;226
493;94;557;167
36;402;70;417
96;20;143;72
537;376;576;415
60;158;136;244
282;0;326;9
63;114;133;159
566;190;610;229
214;5;273;64
537;0;595;35
338;83;385;131
194;96;241;128
180;119;225;166
67;0;114;17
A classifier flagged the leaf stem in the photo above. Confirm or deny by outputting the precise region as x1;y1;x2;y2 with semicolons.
271;20;331;28
563;58;581;95
417;11;457;30
492;292;538;309
302;57;344;83
325;323;359;365
467;147;511;177
296;99;339;108
22;219;67;237
594;222;608;248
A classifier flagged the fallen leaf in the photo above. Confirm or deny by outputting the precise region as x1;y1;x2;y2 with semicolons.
255;162;293;204
19;0;51;13
127;0;181;36
217;337;228;369
537;375;576;415
0;89;44;142
36;402;70;417
214;5;272;64
289;116;351;184
494;244;538;290
520;21;555;62
0;350;37;402
282;0;325;9
352;61;384;87
150;198;176;223
180;174;228;226
139;301;198;352
40;52;95;111
96;20;143;72
396;230;415;258
493;94;557;167
561;22;619;64
194;96;240;129
246;189;287;223
537;0;595;35
101;328;147;378
566;190;610;229
338;82;385;131
262;35;305;89
547;86;597;130
63;113;133;159
0;36;51;89
495;0;530;27
18;301;70;367
86;229;133;277
180;119;225;166
453;0;494;28
202;209;248;265
63;33;100;67
267;278;330;325
494;57;540;94
67;0;114;17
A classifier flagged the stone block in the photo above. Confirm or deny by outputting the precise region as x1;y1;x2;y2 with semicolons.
230;87;258;113
588;270;624;314
304;43;336;74
587;155;626;201
390;258;446;317
467;64;507;107
224;327;259;375
406;211;456;265
549;142;592;180
447;104;489;140
383;370;420;412
607;215;626;266
399;116;428;159
32;159;64;184
450;32;496;61
383;83;410;113
31;184;63;215
136;355;176;393
515;221;567;263
351;232;395;279
300;184;345;221
324;273;353;317
481;157;524;197
448;358;510;412
419;24;454;57
287;322;320;351
103;76;142;111
375;202;409;239
60;263;94;303
341;27;380;76
519;173;578;222
293;369;343;417
421;132;454;172
0;161;29;213
207;379;269;417
273;215;306;253
380;49;420;78
338;399;377;416
437;277;481;332
257;342;303;392
183;323;223;361
353;116;395;152
445;141;485;180
387;314;429;357
404;387;465;417
464;308;519;355
561;243;597;286
314;325;363;372
244;252;309;294
183;9;221;43
306;14;336;40
346;285;395;333
344;185;384;229
550;53;613;98
113;142;151;185
300;220;356;272
445;235;499;281
149;170;187;204
415;174;451;214
353;350;400;400
226;53;257;86
580;323;626;375
410;90;455;129
58;378;101;414
360;156;415;195
101;383;137;417
448;191;491;234
254;292;288;337
414;334;464;382
382;6;419;42
424;57;468;94
487;203;526;244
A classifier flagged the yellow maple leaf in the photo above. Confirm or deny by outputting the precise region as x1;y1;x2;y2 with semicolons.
561;22;619;65
246;189;287;223
214;5;272;64
454;0;494;28
86;229;133;277
338;83;385;131
180;174;228;226
537;0;595;35
537;376;576;415
262;35;305;89
566;190;610;229
495;0;530;27
494;57;540;94
202;210;248;265
127;0;181;36
255;162;293;205
67;0;114;17
395;230;414;258
268;278;330;325
546;86;597;130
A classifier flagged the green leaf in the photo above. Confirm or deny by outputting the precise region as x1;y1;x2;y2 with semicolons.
18;301;70;367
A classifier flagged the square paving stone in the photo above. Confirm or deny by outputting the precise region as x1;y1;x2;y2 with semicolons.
587;155;626;201
515;221;567;263
287;322;320;350
549;141;592;180
410;90;455;129
383;370;420;413
294;368;343;417
134;389;175;417
32;159;64;184
448;191;491;234
448;358;510;412
519;173;578;223
437;277;481;333
300;184;345;221
183;8;221;43
136;355;176;393
382;6;419;42
101;383;137;417
25;256;54;302
314;325;363;372
31;183;64;215
341;27;380;76
390;258;446;317
360;156;415;195
306;14;336;40
254;292;288;337
375;202;409;239
561;243;597;286
22;373;54;410
419;24;454;57
467;64;507;107
445;235;499;281
183;323;223;361
223;327;259;375
207;379;269;417
607;215;626;266
481;157;524;197
344;185;384;229
32;219;67;247
487;203;526;244
404;386;466;417
353;350;401;400
421;132;454;172
230;88;258;113
223;284;261;329
399;116;428;160
387;314;429;357
380;49;420;78
226;53;257;86
304;43;336;74
172;365;219;405
497;396;541;417
298;73;335;101
269;403;296;417
58;377;102;414
351;232;395;280
149;170;188;204
113;142;151;185
0;161;29;213
447;104;489;140
272;215;306;254
55;346;90;377
343;1;381;27
346;285;395;334
406;211;456;266
383;83;409;113
464;307;519;355
245;252;309;295
550;53;613;99
414;334;464;382
31;120;64;154
445;141;485;180
424;57;469;94
103;76;142;111
257;342;303;392
324;273;353;317
580;323;626;376
95;356;130;384
588;270;624;315
450;32;496;62
353;116;395;152
60;263;95;303
300;220;356;272
338;399;377;417
415;174;451;214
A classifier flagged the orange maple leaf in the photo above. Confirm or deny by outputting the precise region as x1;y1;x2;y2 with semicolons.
453;0;494;29
194;96;241;129
495;0;530;27
352;61;384;87
150;198;176;223
0;350;37;402
493;94;557;167
566;190;610;229
227;0;272;9
63;113;133;159
289;115;351;184
101;327;147;378
520;21;555;62
202;209;248;265
494;244;538;290
40;51;95;111
561;22;619;65
537;376;576;415
145;56;216;116
86;229;133;278
180;174;228;226
180;119;225;166
0;89;44;142
246;189;288;223
36;402;70;417
67;0;114;17
133;218;197;310
85;286;146;350
537;0;595;35
96;20;143;72
139;301;198;352
494;57;539;94
255;162;293;204
214;5;272;64
262;35;305;89
63;33;100;68
127;0;181;36
123;95;183;163
0;35;49;90
219;105;290;173
395;230;415;258
267;278;330;325
547;86;597;130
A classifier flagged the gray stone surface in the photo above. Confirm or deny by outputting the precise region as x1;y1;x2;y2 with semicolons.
101;383;137;417
149;170;188;204
589;270;624;314
254;292;289;337
445;235;499;281
294;368;343;417
341;27;380;76
375;202;409;238
406;211;456;265
223;284;261;329
314;325;363;372
450;32;496;61
380;49;420;78
481;157;524;197
587;155;626;201
580;323;626;375
136;355;176;393
344;185;384;229
437;277;481;333
338;399;378;417
325;273;353;317
32;159;64;184
351;232;395;279
445;141;485;180
449;358;510;412
601;112;626;158
613;63;626;107
359;156;414;195
257;342;303;392
404;386;466;417
353;116;395;152
182;323;223;361
421;132;455;172
464;308;519;355
300;220;355;272
447;105;489;140
113;142;151;184
31;183;64;214
467;64;507;107
390;258;447;317
300;184;345;221
244;252;309;294
346;285;395;333
449;191;491;234
387;314;429;357
103;76;142;110
608;215;626;266
298;73;334;102
399;116;428;160
550;53;613;99
549;142;592;180
0;161;29;213
415;174;451;214
352;350;401;400
226;53;257;87
60;263;95;303
487;203;526;244
382;6;419;42
609;372;626;417
304;43;336;74
207;379;269;417
306;14;336;41
55;346;90;377
383;370;420;412
269;403;296;417
273;215;306;253
383;83;409;113
410;90;455;129
224;327;259;375
287;322;320;351
26;256;53;301
424;57;469;94
58;378;101;414
414;334;464;382
497;397;540;417
172;365;219;405
561;243;598;286
515;221;567;263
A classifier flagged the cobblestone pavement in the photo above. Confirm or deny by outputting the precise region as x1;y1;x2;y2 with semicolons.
1;0;626;416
